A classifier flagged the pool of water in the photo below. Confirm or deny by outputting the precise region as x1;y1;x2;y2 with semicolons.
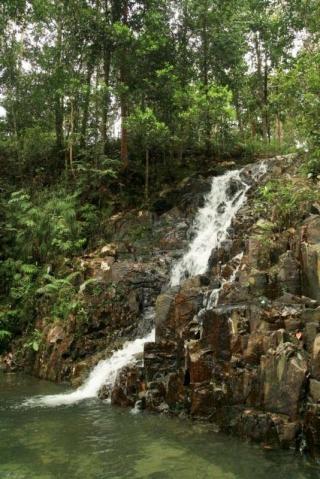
0;373;319;479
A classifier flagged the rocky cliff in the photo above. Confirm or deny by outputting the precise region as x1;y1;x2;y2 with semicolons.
4;154;320;459
108;155;320;459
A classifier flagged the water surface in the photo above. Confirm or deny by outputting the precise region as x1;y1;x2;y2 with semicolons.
0;373;319;479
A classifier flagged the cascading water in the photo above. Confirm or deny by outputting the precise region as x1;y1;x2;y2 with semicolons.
206;252;244;310
24;329;155;407
25;162;267;408
170;165;264;286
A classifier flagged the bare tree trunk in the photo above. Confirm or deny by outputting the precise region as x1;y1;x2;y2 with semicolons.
80;61;94;148
254;33;267;141
69;100;75;178
55;9;64;150
263;56;270;143
101;0;112;151
145;148;149;201
120;0;129;169
101;49;111;151
201;0;211;155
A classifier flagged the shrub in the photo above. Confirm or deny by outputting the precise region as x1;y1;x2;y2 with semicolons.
256;179;317;230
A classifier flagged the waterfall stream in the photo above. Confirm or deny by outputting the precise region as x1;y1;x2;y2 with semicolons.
25;162;266;407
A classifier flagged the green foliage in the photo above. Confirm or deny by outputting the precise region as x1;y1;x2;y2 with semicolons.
37;273;87;322
0;259;39;337
174;83;235;153
301;150;320;178
0;0;318;353
126;107;170;152
0;185;99;347
256;179;317;230
3;188;97;263
24;329;42;352
0;330;12;351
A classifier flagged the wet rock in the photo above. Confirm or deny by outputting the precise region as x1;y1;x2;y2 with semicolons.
186;341;214;384
190;384;215;419
165;372;185;407
111;365;141;407
155;289;202;342
226;178;243;200
238;410;300;448
304;407;320;460
243;333;268;365
237;410;277;446
144;341;179;382
201;308;231;361
261;343;307;417
227;366;260;407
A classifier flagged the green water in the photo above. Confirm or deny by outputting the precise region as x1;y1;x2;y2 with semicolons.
0;373;319;479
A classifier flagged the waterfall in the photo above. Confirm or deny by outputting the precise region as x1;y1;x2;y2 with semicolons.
25;162;266;408
24;329;155;407
170;169;251;286
206;252;244;310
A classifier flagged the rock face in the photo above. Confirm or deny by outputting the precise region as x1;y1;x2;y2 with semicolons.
110;155;320;460
6;154;320;460
7;175;209;382
27;261;166;383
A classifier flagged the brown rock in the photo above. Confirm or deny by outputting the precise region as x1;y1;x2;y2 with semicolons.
201;308;231;361
261;343;307;417
312;335;320;380
144;341;178;382
190;384;215;418
310;379;320;402
186;341;214;384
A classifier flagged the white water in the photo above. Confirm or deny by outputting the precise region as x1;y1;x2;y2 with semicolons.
170;162;266;286
25;162;266;408
206;252;244;309
24;329;155;407
170;171;248;286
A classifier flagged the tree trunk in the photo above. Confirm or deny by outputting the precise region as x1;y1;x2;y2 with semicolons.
263;56;270;143
55;94;64;150
254;33;267;140
69;100;75;178
101;0;112;151
55;9;64;150
120;0;129;169
80;61;94;148
145;148;149;202
101;49;111;151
